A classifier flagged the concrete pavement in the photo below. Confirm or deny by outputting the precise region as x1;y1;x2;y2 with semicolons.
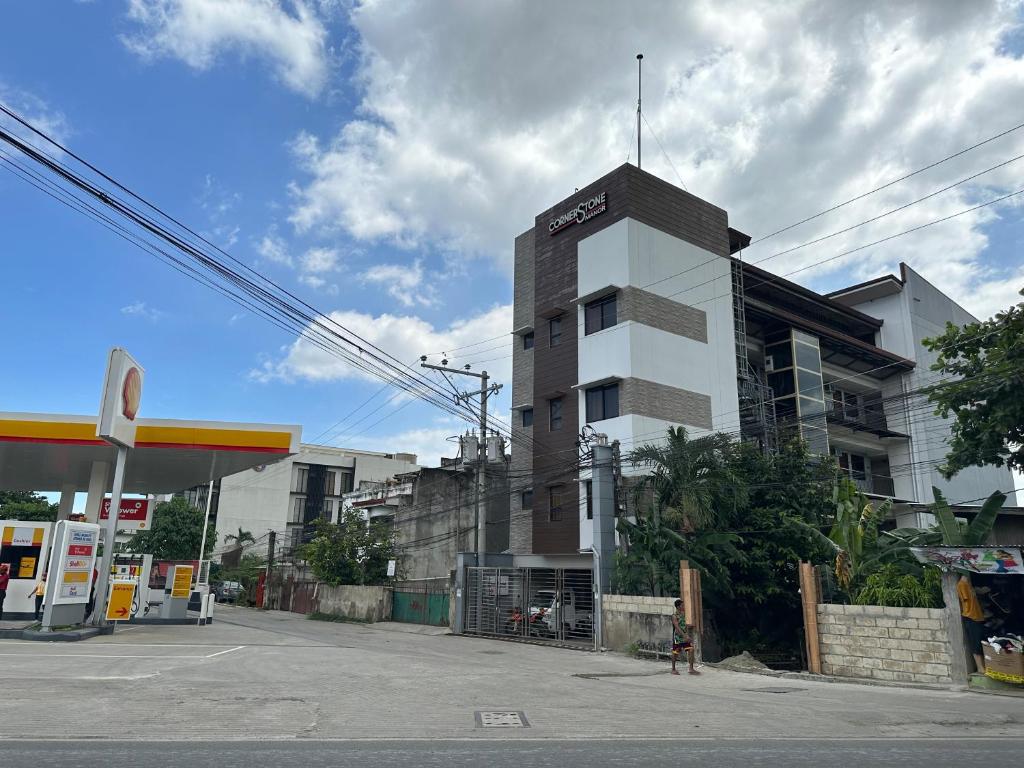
9;739;1024;768
0;605;1020;744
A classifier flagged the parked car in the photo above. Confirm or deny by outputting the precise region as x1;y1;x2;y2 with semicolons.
530;589;593;638
215;581;241;603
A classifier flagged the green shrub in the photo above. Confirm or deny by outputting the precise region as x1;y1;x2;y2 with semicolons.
853;564;942;608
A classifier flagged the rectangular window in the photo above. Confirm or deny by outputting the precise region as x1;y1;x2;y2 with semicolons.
549;317;562;347
586;480;593;520
523;332;534;350
295;467;308;494
291;496;305;523
549;486;563;522
584;293;617;335
324;471;336;496
585;382;619;422
549;397;563;430
339;471;354;494
521;407;533;428
323;499;333;522
522;489;533;509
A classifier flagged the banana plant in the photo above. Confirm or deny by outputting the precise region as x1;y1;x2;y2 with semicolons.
827;479;892;590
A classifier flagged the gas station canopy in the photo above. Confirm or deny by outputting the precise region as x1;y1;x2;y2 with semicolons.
0;412;301;493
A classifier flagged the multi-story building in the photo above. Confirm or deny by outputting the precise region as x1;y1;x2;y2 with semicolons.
509;163;1015;554
210;444;418;560
341;456;510;580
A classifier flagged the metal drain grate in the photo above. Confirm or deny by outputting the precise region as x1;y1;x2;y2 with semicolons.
475;711;530;728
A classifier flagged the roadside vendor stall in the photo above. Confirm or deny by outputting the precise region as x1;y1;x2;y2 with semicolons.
913;546;1024;686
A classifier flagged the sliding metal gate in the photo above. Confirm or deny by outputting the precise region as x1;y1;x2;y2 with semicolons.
463;566;594;647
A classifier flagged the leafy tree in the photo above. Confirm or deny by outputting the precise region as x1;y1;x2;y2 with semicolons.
922;297;1024;478
219;553;266;606
302;511;397;586
126;497;216;559
0;490;58;522
713;440;838;656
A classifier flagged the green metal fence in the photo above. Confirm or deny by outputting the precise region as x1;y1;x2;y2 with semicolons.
392;589;450;626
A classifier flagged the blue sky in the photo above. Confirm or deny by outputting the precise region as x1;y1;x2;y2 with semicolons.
2;1;1023;479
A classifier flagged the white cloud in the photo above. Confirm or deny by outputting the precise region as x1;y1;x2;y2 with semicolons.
360;259;433;307
251;303;512;388
121;301;164;321
300;246;341;273
0;82;71;146
286;1;1024;317
256;233;293;267
123;0;329;98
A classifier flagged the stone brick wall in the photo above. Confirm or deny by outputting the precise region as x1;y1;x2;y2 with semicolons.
818;604;953;684
619;377;713;430
316;585;393;623
618;285;708;342
602;595;677;652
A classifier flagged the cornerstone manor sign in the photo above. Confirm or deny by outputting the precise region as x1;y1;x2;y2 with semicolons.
548;191;607;235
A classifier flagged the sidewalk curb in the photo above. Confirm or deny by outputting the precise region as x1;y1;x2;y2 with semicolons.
703;661;954;692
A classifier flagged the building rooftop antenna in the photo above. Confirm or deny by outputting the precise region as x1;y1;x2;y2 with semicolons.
636;53;643;170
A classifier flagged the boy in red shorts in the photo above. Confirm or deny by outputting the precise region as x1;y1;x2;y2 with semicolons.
671;598;699;675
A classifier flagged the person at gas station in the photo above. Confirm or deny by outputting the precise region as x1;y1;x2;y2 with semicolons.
29;571;46;621
0;563;9;620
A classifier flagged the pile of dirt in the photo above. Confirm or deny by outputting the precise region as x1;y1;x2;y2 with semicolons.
716;651;771;672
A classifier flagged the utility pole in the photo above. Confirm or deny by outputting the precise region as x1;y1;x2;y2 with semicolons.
264;530;276;610
636;53;643;170
420;356;502;555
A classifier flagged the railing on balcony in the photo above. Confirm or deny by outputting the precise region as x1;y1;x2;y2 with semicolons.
825;388;891;434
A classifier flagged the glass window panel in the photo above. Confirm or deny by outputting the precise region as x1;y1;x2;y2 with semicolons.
795;341;822;372
549;398;563;430
549;317;562;347
522;408;533;428
522;489;533;509
602;295;617;328
797;369;823;398
604;383;619;419
802;426;829;455
523;332;534;350
768;371;796;398
765;340;793;369
586;387;602;422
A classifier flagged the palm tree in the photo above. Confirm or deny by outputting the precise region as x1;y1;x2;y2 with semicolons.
225;527;255;548
628;426;746;531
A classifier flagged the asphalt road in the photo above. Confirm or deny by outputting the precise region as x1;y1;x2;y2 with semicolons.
11;739;1024;768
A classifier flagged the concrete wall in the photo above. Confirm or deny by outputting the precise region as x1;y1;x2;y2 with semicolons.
316;584;393;623
818;603;954;684
602;594;677;652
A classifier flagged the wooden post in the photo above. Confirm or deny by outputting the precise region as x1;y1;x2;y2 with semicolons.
940;570;969;686
799;562;822;675
679;560;703;663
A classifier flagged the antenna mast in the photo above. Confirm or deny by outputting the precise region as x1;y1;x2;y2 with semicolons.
636;53;643;169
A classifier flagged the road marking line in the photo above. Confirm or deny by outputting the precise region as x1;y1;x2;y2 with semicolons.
0;642;238;648
205;645;245;658
0;653;210;659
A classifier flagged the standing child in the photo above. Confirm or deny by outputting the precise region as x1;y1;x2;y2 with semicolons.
671;598;700;676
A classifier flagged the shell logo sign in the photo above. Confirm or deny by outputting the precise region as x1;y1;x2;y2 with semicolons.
97;348;145;448
122;366;141;420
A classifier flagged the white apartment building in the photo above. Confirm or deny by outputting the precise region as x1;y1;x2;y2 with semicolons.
510;163;1016;554
211;443;418;560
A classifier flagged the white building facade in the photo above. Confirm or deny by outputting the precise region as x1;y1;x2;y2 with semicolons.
212;444;418;560
510;163;1016;555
